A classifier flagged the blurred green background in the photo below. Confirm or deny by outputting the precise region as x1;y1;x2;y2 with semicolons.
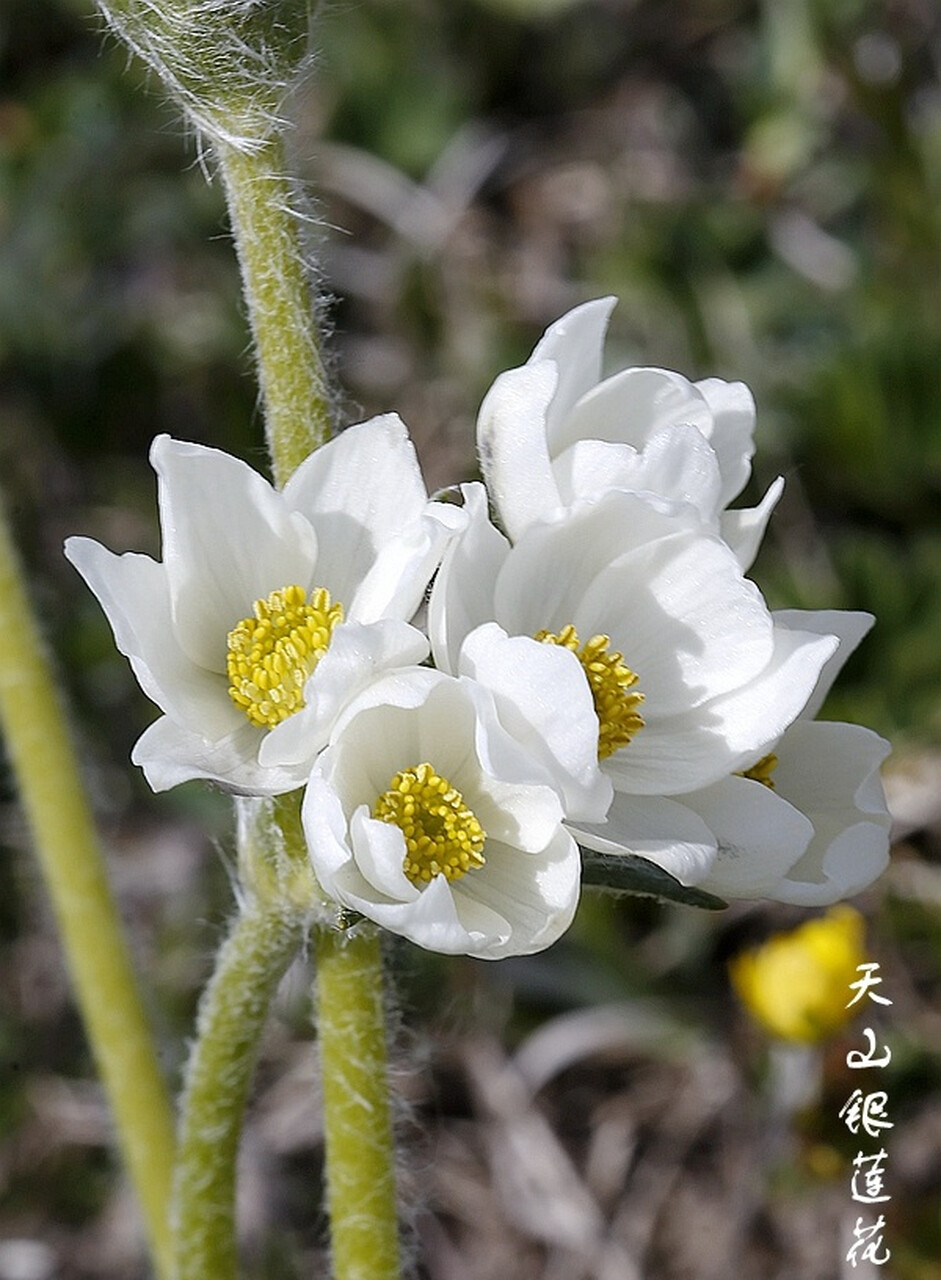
0;0;939;1276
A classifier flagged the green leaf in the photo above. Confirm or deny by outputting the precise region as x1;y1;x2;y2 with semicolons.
579;848;728;911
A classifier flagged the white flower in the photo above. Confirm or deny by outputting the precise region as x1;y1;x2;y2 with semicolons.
573;612;891;902
674;611;892;904
430;483;838;842
65;420;462;794
303;667;581;958
477;297;782;569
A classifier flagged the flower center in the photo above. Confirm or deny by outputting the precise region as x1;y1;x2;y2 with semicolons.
737;752;779;789
536;624;645;760
226;584;344;729
373;762;487;886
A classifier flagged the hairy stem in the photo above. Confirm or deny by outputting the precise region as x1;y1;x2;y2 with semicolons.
218;137;334;486
315;925;401;1280
0;488;176;1279
172;903;303;1280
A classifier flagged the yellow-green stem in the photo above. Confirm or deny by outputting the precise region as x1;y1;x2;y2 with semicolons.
0;488;175;1279
315;925;401;1280
172;904;303;1280
218;137;334;486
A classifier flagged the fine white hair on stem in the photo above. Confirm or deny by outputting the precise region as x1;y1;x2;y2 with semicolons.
96;0;319;154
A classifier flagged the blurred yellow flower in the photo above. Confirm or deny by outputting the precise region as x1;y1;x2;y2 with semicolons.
730;906;868;1043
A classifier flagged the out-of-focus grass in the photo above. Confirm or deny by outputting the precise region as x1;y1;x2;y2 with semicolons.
0;0;939;1276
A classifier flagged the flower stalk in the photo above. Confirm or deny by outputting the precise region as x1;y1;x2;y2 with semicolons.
218;137;334;484
172;901;304;1280
314;924;401;1280
0;488;176;1280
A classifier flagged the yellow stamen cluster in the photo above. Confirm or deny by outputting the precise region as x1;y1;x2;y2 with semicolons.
226;584;343;729
373;762;486;886
536;624;645;760
737;752;779;790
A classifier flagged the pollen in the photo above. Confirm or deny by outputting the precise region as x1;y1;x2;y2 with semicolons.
373;762;487;886
226;584;344;729
536;624;645;760
737;752;779;790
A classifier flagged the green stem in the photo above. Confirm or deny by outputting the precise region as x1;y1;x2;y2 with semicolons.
0;489;176;1279
172;904;303;1280
315;925;401;1280
217;136;334;486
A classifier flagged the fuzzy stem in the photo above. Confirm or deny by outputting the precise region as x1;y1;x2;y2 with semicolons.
315;925;401;1280
172;903;303;1280
0;488;176;1279
217;137;333;485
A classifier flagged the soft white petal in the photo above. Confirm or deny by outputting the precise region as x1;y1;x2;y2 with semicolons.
259;619;430;769
458;623;611;822
574;525;774;714
339;870;496;956
688;775;814;899
349;806;420;902
694;377;756;505
132;715;304;794
602;626;839;794
528;296;616;430
771;823;891;907
283;415;429;605
571;792;718;885
349;501;465;624
552;367;713;457
454;827;580;958
720;476;785;571
428;483;509;675
553;424;723;519
151;435;319;670
476;362;563;541
767;720;891;905
65;536;242;739
773;609;875;718
492;490;698;640
303;770;358;889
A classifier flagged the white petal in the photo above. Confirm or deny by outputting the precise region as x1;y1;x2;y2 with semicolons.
476;361;563;541
688;776;814;899
571;792;718;885
303;770;358;892
552;367;713;457
259;619;430;769
720;476;785;571
773;609;875;718
349;501;465;624
553;424;723;519
341;870;495;956
694;377;756;505
492;490;697;640
349;806;420;902
771;823;891;907
65;536;242;739
151;435;319;670
573;524;774;714
767;720;891;905
283;414;429;605
132;715;304;794
454;827;580;959
602;625;838;794
428;483;509;675
528;296;616;430
458;623;611;822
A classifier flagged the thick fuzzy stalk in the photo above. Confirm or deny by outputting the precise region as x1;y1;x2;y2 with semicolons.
0;489;176;1280
219;138;334;486
315;925;401;1280
172;904;303;1280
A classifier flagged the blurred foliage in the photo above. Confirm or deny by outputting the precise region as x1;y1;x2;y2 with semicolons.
1;0;940;1275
